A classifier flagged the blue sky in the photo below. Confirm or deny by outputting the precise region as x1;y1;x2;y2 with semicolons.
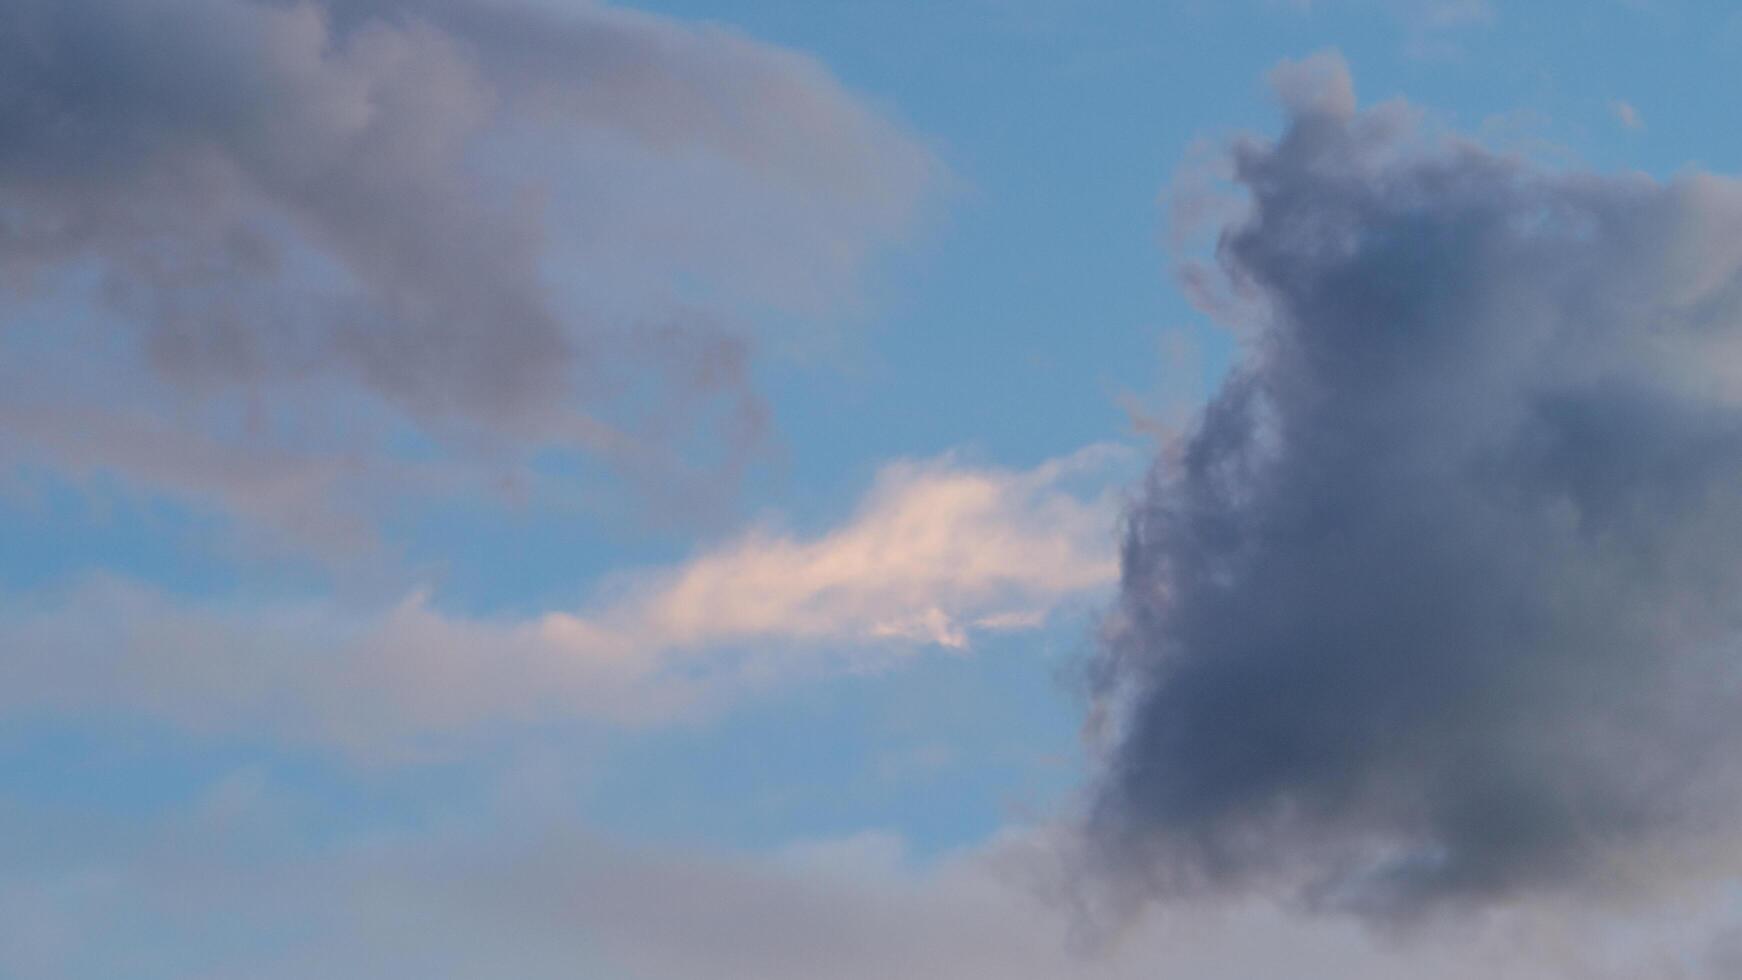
8;1;1742;976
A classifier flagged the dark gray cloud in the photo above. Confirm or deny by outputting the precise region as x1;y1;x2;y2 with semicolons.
0;0;935;543
1087;52;1742;920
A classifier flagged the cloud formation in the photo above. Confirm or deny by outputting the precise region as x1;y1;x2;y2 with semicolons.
0;448;1121;755
0;0;937;543
3;789;1727;980
1088;52;1742;919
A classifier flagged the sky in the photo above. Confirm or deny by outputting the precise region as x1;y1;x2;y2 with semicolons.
8;0;1742;976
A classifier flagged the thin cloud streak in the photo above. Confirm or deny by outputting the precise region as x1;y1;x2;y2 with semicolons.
0;447;1125;755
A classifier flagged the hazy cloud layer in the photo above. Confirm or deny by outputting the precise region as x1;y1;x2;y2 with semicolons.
0;0;937;542
0;448;1121;755
2;786;1727;980
1089;52;1742;919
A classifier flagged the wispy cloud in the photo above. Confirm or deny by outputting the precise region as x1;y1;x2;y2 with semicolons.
1612;98;1645;130
0;0;941;542
0;447;1126;756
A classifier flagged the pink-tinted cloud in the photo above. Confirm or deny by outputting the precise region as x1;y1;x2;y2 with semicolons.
0;447;1125;756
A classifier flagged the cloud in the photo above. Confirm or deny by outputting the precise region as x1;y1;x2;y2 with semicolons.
0;447;1123;756
0;0;938;543
1612;99;1645;130
1087;51;1742;920
1267;50;1358;121
2;785;1729;980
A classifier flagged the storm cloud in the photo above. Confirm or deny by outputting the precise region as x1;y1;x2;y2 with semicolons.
1087;53;1742;919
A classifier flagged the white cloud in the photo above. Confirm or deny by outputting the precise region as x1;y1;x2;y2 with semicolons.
0;447;1127;755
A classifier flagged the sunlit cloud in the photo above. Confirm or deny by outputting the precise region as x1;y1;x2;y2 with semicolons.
0;446;1126;756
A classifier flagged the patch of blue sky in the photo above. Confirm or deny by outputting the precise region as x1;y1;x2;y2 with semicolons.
0;468;340;603
574;615;1097;859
